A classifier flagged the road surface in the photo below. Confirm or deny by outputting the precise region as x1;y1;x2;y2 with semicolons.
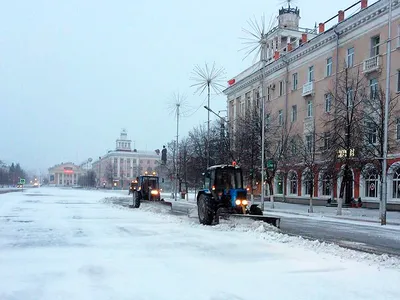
1;187;399;300
156;199;400;256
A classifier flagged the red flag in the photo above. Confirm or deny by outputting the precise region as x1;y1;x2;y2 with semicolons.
228;78;235;85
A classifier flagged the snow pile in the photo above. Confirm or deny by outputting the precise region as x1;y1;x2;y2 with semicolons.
213;223;400;269
104;196;400;269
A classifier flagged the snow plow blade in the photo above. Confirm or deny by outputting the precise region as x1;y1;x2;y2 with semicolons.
228;214;281;228
142;199;172;208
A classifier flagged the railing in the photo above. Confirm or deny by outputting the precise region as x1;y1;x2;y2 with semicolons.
302;81;314;96
363;55;380;73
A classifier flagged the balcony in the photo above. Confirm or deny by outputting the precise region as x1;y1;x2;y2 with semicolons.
302;81;314;97
363;55;380;73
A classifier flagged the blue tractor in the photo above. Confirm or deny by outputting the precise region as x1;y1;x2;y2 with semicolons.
196;164;280;227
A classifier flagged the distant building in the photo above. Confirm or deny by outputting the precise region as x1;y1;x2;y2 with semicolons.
48;162;84;186
92;129;160;188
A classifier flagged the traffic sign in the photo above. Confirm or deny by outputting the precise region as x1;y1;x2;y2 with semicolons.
267;159;275;170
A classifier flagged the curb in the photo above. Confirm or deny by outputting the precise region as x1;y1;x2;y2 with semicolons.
263;209;400;226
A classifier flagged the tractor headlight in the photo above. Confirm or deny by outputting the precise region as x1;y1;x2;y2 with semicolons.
151;190;159;195
235;200;241;205
242;200;248;206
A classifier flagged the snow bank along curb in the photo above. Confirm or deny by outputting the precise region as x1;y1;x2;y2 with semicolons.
263;208;400;227
102;196;400;270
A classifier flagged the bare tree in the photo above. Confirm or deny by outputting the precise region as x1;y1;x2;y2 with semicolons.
104;161;114;186
322;65;367;214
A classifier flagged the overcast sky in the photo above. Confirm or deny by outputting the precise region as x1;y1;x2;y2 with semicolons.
0;0;366;173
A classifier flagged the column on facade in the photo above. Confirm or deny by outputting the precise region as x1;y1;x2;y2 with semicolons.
277;35;281;51
62;173;65;185
267;41;272;60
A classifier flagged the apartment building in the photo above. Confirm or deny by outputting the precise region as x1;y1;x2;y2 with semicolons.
223;0;400;208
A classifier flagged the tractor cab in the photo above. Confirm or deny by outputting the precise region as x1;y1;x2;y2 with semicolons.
203;165;248;210
136;175;161;201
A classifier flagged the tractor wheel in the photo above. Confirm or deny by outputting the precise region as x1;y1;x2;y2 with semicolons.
249;204;263;215
132;191;140;208
197;194;214;225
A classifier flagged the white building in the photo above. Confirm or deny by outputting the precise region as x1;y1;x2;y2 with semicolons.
48;162;84;186
92;130;160;188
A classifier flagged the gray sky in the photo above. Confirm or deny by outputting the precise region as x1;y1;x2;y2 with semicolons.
0;0;362;172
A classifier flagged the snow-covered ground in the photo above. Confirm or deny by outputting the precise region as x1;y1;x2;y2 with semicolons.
1;187;399;300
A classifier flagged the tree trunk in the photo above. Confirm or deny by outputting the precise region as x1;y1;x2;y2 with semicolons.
269;182;274;209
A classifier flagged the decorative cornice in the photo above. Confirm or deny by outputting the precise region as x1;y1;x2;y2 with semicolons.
224;0;399;97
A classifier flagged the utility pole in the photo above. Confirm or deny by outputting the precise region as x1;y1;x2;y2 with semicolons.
207;84;210;168
260;58;267;211
381;0;393;225
175;103;180;201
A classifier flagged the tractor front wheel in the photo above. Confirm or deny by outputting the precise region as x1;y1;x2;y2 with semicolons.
132;191;141;208
249;204;263;215
197;194;214;225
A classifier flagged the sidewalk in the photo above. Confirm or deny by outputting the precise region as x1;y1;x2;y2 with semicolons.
253;201;400;226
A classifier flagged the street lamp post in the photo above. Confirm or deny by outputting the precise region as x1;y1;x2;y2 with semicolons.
381;0;393;225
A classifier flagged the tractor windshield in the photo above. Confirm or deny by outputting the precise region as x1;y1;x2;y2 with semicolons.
215;168;243;190
142;177;159;190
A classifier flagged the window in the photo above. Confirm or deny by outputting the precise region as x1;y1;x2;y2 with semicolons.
346;88;353;108
398;24;400;47
292;73;298;90
321;173;331;196
393;168;400;199
275;173;283;194
306;135;313;152
279;81;284;96
240;101;245;116
323;132;331;151
324;93;332;112
396;118;400;140
245;92;251;110
397;70;400;92
255;90;260;107
303;170;313;196
267;87;271;101
371;35;380;57
291;105;297;122
291;140;297;155
307;100;313;117
347;47;354;67
370;78;378;99
326;57;332;76
366;122;377;144
266;113;270;127
364;168;378;198
278;110;283;125
308;66;314;82
288;172;298;195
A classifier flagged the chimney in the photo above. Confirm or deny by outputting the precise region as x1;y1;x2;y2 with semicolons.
338;10;345;22
301;33;307;43
318;23;325;33
274;51;280;60
287;43;292;52
361;0;368;9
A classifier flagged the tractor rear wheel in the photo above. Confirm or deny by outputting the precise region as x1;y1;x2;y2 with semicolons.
249;204;263;215
132;191;140;208
197;194;214;225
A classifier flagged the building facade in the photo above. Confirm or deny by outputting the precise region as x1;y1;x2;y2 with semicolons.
92;130;160;188
48;162;84;186
224;0;400;208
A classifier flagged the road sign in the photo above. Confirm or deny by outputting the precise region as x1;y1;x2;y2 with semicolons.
267;159;274;170
19;178;25;184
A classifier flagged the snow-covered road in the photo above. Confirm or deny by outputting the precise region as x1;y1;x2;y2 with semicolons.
1;187;399;300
